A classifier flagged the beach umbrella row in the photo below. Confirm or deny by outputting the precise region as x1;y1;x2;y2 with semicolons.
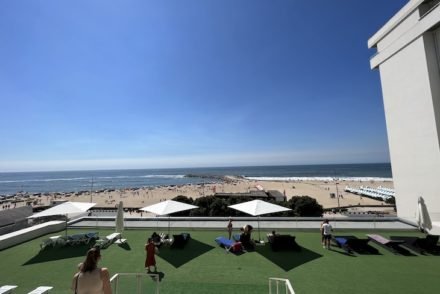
26;199;290;241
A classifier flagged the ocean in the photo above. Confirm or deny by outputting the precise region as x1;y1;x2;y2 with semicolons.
0;163;392;195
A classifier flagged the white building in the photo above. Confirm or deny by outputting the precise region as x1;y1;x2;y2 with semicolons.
369;0;440;233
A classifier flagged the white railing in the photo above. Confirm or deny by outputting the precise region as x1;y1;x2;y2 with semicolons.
110;272;160;294
269;278;295;294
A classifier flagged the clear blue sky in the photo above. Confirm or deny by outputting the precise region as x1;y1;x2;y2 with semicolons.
0;0;408;172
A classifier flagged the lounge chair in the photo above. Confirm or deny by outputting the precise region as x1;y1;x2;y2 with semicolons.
267;234;300;251
66;233;89;246
333;237;352;253
40;239;54;250
39;235;68;250
366;234;409;255
333;236;378;254
215;237;243;253
95;232;122;249
27;286;53;294
159;233;173;245
0;285;17;294
391;235;440;254
85;232;99;243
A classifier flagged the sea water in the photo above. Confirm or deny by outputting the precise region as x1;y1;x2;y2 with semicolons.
0;163;392;195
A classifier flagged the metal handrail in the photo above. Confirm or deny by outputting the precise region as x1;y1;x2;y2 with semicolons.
269;278;295;294
110;272;160;294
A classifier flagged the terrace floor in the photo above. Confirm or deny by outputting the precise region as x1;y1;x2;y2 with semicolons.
0;227;439;294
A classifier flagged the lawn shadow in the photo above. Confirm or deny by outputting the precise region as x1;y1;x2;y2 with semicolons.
256;245;322;271
148;271;165;282
23;244;90;265
329;246;357;257
158;238;215;268
370;241;416;256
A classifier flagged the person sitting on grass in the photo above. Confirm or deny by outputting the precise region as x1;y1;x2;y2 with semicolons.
268;230;278;243
239;225;255;250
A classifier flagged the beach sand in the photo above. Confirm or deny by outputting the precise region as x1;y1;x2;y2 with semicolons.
17;178;393;210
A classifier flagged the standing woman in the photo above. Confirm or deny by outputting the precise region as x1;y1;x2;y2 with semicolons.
72;247;112;294
227;218;233;239
145;238;158;273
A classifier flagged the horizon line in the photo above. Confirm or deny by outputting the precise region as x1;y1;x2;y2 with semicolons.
0;162;391;174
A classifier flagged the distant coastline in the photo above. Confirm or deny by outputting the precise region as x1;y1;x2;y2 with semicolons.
0;163;392;195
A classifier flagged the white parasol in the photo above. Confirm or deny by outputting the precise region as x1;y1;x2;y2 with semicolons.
28;201;96;235
228;200;291;240
140;200;198;235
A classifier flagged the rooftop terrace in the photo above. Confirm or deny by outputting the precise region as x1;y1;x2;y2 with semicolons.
0;218;439;293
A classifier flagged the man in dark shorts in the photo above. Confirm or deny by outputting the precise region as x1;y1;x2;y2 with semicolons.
321;219;333;249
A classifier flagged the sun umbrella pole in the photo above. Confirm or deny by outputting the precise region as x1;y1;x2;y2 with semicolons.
258;215;261;241
65;214;68;237
168;216;171;237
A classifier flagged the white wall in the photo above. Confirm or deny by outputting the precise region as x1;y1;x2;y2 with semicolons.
377;28;440;226
377;9;421;51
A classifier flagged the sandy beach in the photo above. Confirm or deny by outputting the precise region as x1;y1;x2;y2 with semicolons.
6;178;393;211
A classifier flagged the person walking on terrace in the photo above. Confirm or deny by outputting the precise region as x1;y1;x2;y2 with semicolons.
145;238;158;273
71;247;112;294
321;219;333;249
227;218;233;239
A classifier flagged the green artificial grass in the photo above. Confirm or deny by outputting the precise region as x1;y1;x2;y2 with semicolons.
0;228;439;294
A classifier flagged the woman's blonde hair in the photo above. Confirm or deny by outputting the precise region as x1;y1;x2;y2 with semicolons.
80;247;101;272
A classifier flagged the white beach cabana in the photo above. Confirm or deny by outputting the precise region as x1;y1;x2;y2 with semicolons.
228;200;291;241
140;200;198;235
28;201;96;235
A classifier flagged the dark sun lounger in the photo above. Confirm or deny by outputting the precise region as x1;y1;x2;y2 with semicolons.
391;235;440;254
366;234;410;255
333;236;378;254
215;237;243;253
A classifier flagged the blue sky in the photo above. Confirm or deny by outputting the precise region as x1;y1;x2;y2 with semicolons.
0;0;408;172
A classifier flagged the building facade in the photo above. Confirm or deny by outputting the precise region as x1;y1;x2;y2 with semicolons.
369;0;440;233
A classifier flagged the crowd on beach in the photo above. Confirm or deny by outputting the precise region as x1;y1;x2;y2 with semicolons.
0;178;394;213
